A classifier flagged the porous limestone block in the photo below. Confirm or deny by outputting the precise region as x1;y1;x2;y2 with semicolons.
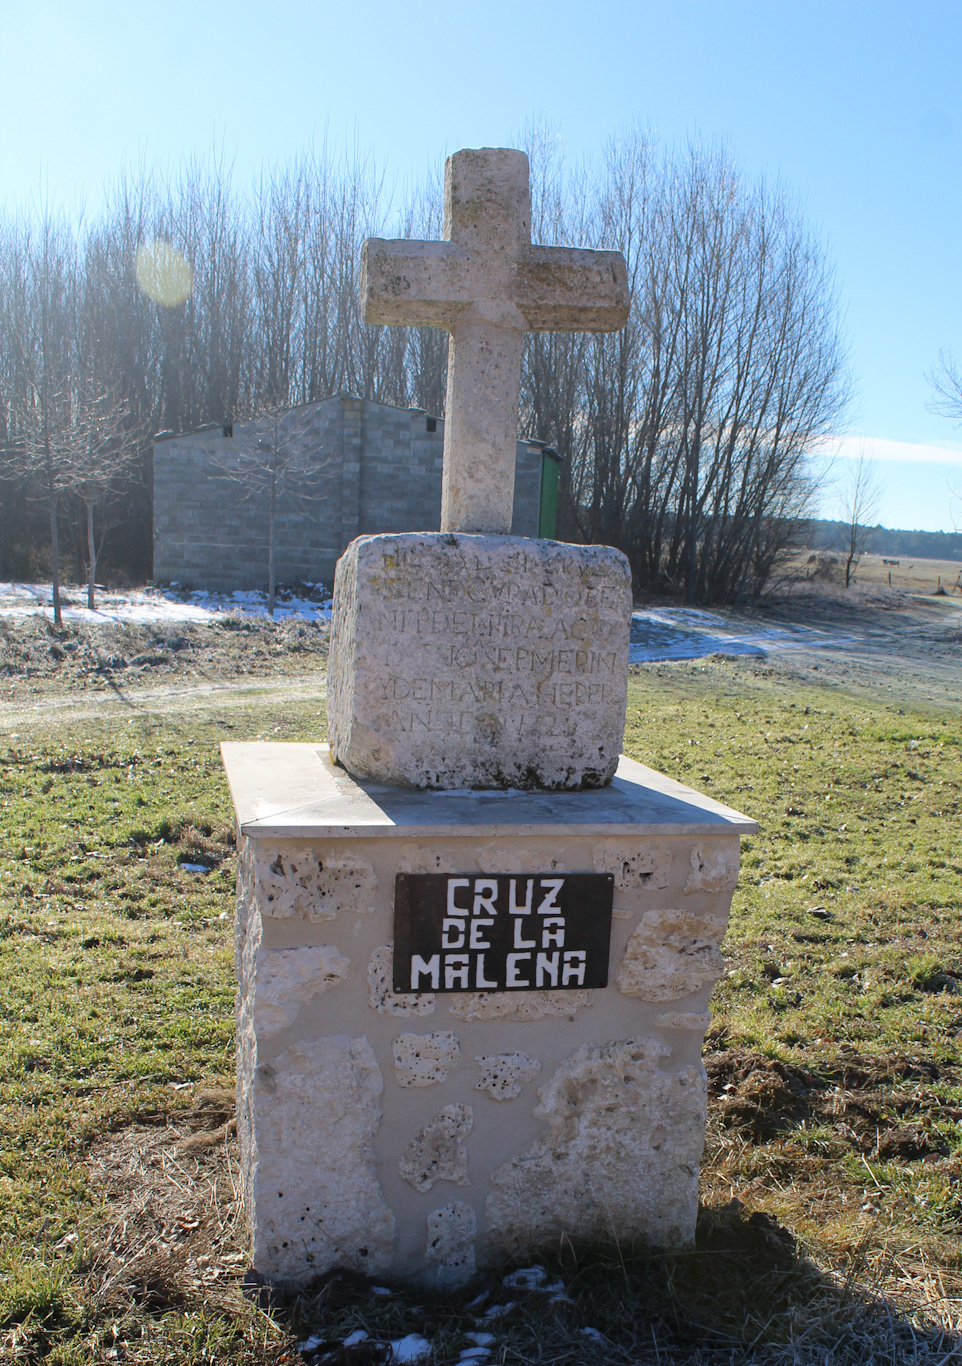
247;1035;396;1281
425;1201;477;1289
224;745;756;1291
399;1103;473;1191
327;533;632;790
616;909;726;1002
475;1052;542;1100
486;1037;707;1250
393;1032;461;1087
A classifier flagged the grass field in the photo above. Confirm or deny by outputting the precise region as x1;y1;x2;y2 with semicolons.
800;550;962;597
1;643;961;1363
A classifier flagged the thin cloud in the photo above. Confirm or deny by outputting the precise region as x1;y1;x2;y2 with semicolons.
824;436;962;468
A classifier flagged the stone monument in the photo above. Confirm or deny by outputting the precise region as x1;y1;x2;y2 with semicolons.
222;147;756;1290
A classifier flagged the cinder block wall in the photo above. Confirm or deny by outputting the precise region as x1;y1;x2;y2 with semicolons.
153;396;545;594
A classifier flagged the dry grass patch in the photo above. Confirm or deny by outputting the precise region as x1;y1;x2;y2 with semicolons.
85;1097;245;1315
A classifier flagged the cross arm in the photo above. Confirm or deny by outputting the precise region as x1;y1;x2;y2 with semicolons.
361;238;472;327
515;245;630;332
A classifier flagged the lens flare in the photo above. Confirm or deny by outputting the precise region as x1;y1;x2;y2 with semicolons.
135;240;193;307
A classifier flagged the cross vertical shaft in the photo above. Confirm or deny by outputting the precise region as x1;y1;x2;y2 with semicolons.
442;319;523;532
361;147;630;535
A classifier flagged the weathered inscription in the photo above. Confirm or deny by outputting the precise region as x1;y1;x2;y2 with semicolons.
360;543;627;750
327;532;632;789
393;873;614;993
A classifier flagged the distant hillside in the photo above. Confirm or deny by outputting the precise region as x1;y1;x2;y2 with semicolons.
808;520;962;562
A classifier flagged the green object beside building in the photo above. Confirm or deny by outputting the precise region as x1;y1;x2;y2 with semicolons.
538;448;561;539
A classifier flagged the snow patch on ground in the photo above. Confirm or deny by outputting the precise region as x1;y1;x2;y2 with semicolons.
630;607;849;663
0;582;332;625
390;1334;432;1362
0;584;848;665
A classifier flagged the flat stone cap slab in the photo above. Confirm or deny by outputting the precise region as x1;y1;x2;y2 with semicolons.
326;533;632;790
221;743;759;840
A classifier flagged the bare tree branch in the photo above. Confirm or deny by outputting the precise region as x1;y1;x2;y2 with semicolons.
838;450;883;588
927;348;962;425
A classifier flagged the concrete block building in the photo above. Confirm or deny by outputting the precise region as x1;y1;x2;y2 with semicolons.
153;395;559;594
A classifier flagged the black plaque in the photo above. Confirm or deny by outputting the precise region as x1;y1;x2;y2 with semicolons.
393;873;614;994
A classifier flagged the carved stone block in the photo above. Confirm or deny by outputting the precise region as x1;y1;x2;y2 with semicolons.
327;532;632;790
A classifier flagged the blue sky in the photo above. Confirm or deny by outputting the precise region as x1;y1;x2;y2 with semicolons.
2;0;961;532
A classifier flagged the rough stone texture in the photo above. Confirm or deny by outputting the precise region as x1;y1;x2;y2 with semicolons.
654;1011;712;1031
153;395;547;593
686;841;740;894
616;910;726;1002
425;1201;477;1290
594;841;672;892
254;847;377;920
449;989;591;1022
252;946;350;1036
327;532;631;790
399;1104;473;1192
393;1032;461;1087
396;845;457;874
362;148;628;535
248;1035;396;1279
234;842;260;1222
486;1038;706;1251
224;746;755;1288
475;1051;542;1100
368;945;436;1017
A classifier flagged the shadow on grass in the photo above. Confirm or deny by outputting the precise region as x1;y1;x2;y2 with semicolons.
5;1116;961;1364
254;1204;961;1366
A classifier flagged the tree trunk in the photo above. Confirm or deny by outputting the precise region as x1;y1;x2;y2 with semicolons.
86;500;97;610
267;460;277;617
48;475;62;628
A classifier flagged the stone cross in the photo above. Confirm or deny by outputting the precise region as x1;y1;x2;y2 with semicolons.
361;148;630;535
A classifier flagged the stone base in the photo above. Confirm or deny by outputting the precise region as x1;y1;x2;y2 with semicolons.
326;533;632;790
222;743;756;1289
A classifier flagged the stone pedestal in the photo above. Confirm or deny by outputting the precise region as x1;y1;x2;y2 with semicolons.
222;742;756;1289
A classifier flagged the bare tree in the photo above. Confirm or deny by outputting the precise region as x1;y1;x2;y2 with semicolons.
926;350;962;529
70;386;141;609
13;376;139;616
0;135;846;604
839;450;882;587
210;403;330;615
521;128;848;602
927;348;962;424
5;213;78;625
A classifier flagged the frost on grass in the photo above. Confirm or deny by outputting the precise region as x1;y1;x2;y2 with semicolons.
390;1335;432;1363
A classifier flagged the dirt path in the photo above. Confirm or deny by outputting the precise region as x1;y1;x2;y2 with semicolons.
0;671;325;733
754;590;962;713
1;586;958;730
